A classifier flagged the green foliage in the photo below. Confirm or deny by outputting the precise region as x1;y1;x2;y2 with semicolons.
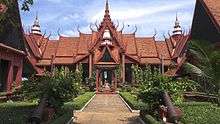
132;65;197;104
20;0;33;11
64;92;95;110
50;92;95;124
176;102;220;124
21;67;84;109
0;102;37;124
119;92;148;110
142;114;162;124
183;40;220;94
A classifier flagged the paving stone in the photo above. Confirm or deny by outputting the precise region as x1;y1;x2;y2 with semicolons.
74;94;142;124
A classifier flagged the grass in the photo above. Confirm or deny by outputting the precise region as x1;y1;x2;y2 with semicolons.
51;92;95;124
0;102;37;124
119;92;147;110
177;102;220;124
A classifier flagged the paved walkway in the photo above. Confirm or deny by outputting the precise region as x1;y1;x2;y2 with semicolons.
74;94;142;124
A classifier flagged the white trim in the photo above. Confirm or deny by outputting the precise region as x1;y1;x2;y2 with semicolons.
118;94;140;113
76;93;96;112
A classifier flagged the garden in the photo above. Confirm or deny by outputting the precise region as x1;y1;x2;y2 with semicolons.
0;66;96;124
119;40;220;124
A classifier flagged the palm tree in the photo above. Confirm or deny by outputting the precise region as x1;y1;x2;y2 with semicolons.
182;40;220;104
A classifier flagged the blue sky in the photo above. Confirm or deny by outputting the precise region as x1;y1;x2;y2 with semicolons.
19;0;196;40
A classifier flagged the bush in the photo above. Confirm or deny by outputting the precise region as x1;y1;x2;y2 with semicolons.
64;92;95;110
51;92;95;124
21;66;84;110
132;65;197;104
0;102;37;124
176;102;220;124
119;92;148;110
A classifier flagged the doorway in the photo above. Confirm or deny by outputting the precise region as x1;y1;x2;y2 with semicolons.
0;59;9;92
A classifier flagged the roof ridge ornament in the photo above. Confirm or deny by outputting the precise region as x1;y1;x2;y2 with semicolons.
172;13;182;36
31;12;42;35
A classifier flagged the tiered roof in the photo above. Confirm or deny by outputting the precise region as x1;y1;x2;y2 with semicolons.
24;0;189;76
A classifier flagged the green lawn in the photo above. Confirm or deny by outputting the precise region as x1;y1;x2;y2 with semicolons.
177;102;220;124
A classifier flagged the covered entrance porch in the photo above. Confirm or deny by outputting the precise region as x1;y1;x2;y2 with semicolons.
95;63;118;93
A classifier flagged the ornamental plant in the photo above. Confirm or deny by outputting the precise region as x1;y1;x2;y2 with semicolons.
132;65;197;114
21;66;83;110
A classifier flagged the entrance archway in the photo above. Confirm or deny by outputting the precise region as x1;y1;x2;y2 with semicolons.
95;65;117;93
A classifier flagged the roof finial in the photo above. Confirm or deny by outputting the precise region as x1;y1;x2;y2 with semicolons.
105;0;109;12
104;0;110;20
31;11;42;35
172;12;182;35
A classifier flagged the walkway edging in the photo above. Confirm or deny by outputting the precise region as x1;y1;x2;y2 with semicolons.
118;94;140;113
118;94;146;124
76;93;96;112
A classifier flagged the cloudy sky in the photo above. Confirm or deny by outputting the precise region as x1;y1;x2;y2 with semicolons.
19;0;196;40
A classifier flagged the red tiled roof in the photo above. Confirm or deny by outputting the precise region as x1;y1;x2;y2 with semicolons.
123;34;137;55
56;36;79;57
78;34;91;54
25;34;42;58
172;35;189;58
136;37;158;58
42;40;58;59
53;57;74;64
155;41;171;59
201;0;220;30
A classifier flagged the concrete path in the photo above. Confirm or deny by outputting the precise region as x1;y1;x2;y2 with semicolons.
74;94;142;124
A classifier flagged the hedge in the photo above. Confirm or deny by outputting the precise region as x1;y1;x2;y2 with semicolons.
119;92;148;110
0;102;37;124
177;102;220;124
64;92;95;110
51;92;95;124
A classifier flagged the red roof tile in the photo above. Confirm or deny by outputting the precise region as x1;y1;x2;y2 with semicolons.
202;0;220;29
155;41;171;59
42;41;58;59
56;36;79;57
123;34;137;55
78;34;91;54
136;37;158;58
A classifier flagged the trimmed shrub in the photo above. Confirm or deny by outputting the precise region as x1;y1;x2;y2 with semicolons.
64;92;95;110
119;92;148;110
51;92;95;124
0;102;37;124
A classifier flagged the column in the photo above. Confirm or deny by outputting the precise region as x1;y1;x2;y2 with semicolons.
95;69;99;93
89;54;93;78
114;70;117;91
6;62;13;93
122;54;125;84
15;61;23;88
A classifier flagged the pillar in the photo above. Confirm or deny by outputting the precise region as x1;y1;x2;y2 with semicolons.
122;54;125;84
95;69;99;93
15;61;23;88
114;69;117;91
6;62;13;93
89;54;93;78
